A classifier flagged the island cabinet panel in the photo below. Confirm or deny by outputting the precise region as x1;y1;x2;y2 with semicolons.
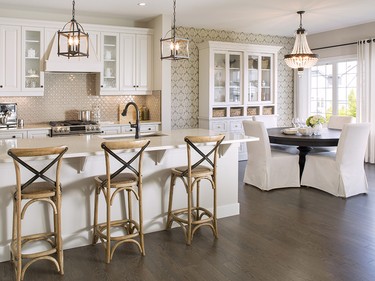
0;129;255;262
198;41;282;160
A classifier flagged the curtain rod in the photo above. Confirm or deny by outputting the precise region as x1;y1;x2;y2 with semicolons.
311;42;357;51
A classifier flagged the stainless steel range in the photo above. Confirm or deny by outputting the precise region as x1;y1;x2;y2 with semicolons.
50;120;102;137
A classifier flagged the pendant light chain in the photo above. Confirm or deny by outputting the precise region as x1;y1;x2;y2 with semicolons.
72;0;75;20
172;0;176;39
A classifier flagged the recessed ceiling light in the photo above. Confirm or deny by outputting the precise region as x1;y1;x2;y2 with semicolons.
138;2;146;6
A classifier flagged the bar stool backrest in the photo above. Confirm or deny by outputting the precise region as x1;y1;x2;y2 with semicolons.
100;139;150;186
182;135;225;177
8;146;68;194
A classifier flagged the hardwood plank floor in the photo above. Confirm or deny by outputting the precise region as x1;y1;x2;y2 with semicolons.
2;162;375;281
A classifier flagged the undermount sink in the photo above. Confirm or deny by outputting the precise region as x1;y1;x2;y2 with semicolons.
99;132;168;140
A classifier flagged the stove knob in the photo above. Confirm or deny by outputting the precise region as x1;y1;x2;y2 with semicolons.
53;128;58;133
58;128;63;132
64;128;69;132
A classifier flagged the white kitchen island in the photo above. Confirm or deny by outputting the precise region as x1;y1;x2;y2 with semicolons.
0;128;257;262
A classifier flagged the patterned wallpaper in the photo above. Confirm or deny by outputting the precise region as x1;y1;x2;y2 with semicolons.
171;27;295;129
0;74;160;125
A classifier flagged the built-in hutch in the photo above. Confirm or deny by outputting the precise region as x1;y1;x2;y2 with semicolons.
0;18;154;97
198;41;281;160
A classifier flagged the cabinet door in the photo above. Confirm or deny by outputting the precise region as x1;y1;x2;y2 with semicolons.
22;27;44;95
101;33;119;92
213;52;242;104
120;33;152;93
120;33;136;91
0;25;21;92
135;34;152;91
247;54;273;103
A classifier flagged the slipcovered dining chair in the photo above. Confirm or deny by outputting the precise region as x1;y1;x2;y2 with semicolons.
253;115;278;128
301;123;370;197
242;120;300;191
328;115;355;130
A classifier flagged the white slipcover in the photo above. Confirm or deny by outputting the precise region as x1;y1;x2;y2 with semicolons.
253;115;278;128
243;120;300;191
328;115;355;130
301;123;370;198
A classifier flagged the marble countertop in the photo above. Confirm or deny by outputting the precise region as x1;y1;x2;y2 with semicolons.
0;128;257;162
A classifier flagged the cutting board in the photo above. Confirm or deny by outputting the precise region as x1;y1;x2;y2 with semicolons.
118;104;136;124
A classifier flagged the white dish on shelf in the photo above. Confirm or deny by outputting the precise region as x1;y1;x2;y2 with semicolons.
282;128;298;135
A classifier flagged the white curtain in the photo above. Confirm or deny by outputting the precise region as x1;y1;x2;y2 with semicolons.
357;39;375;163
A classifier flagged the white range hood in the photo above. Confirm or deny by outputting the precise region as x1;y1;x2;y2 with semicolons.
44;32;102;73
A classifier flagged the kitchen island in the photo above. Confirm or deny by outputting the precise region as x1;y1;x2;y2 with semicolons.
0;128;257;262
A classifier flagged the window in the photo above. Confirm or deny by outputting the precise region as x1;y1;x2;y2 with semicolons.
310;58;357;119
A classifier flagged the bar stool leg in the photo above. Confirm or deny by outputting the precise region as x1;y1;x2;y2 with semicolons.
166;175;176;229
138;185;145;256
56;192;64;275
106;188;111;264
187;180;192;245
92;184;99;245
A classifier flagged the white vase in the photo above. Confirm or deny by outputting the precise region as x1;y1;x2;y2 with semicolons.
313;123;322;135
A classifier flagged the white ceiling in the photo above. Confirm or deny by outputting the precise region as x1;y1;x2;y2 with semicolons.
0;0;375;36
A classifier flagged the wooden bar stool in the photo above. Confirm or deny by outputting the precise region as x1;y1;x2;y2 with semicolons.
7;146;68;281
166;135;225;245
92;139;150;263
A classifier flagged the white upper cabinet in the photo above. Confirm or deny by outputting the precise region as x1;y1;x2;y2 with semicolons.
0;25;21;93
100;32;120;92
120;33;152;94
22;27;44;95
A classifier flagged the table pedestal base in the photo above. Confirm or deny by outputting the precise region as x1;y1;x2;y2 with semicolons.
297;146;312;178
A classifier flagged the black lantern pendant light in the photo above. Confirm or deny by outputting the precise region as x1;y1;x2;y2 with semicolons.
58;0;89;58
160;0;189;60
284;11;318;75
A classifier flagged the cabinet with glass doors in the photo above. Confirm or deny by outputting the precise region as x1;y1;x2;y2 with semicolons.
198;41;281;160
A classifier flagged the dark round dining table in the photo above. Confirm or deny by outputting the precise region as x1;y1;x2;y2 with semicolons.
267;127;341;177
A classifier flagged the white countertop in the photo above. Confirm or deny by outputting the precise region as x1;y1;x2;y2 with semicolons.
0;128;257;162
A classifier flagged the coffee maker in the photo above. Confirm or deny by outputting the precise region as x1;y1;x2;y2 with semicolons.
0;103;17;128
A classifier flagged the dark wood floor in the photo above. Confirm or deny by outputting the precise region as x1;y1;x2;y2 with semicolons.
2;162;375;281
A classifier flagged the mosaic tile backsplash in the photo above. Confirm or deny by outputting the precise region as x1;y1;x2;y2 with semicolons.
0;73;160;125
171;27;295;129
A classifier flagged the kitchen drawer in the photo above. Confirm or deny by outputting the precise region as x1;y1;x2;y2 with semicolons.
211;121;227;132
229;121;243;132
101;126;122;135
140;124;158;132
27;129;51;138
0;131;26;139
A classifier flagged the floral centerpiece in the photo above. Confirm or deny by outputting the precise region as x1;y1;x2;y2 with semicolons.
306;115;326;135
306;115;326;127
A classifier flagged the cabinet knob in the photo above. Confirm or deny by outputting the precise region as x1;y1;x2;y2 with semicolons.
148;128;151;130
101;85;104;88
0;85;3;88
40;85;43;88
12;135;16;138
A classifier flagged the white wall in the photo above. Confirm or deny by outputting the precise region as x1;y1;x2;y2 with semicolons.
308;21;375;59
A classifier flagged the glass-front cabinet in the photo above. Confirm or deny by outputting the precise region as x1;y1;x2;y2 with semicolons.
22;27;44;93
198;41;281;160
247;55;272;103
213;52;242;104
101;33;119;91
